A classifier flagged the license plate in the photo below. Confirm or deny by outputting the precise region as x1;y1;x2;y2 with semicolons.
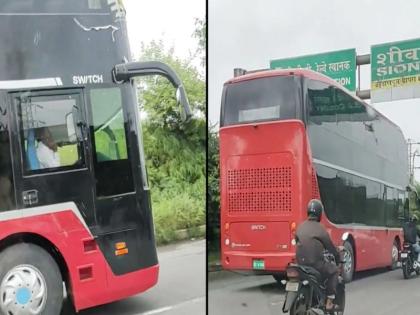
253;259;265;270
286;281;299;292
401;253;408;258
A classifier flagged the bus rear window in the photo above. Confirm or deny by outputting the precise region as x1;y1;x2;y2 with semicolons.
221;76;299;126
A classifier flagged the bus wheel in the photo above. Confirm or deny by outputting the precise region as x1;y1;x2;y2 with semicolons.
0;243;63;315
342;241;354;283
272;274;285;285
389;240;399;270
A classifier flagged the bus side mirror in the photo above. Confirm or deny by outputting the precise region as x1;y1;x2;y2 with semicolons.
65;112;77;143
176;87;189;122
113;61;192;122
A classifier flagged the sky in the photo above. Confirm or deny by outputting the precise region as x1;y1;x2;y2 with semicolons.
124;0;205;64
209;0;420;180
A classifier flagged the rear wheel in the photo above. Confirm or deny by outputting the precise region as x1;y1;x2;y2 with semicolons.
272;274;285;285
290;290;309;315
0;243;63;315
342;241;354;283
402;259;411;279
333;283;346;315
389;240;399;270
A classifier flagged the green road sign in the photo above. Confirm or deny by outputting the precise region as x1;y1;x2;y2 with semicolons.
371;38;420;103
270;49;356;91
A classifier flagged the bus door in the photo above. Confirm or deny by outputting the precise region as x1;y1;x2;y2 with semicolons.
9;88;96;227
87;86;155;275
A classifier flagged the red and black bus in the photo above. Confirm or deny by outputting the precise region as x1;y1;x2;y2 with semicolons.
219;68;409;283
0;1;190;314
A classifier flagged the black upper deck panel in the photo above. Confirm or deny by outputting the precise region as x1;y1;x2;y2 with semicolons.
0;0;130;85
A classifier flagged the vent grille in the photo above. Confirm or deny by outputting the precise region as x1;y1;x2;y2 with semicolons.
228;191;292;212
228;167;291;190
227;167;292;213
311;169;320;199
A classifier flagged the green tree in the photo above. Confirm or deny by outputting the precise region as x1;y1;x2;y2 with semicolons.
207;125;220;252
135;28;205;243
193;18;206;68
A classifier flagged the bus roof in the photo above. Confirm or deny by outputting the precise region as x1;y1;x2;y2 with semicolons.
225;68;404;135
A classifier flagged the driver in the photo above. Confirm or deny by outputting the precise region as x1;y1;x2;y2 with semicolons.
35;127;60;169
295;199;340;311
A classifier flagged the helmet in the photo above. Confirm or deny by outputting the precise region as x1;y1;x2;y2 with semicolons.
307;199;323;222
411;214;418;222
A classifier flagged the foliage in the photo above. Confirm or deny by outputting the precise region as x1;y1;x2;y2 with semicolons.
137;40;205;130
153;192;205;244
193;18;206;69
136;20;206;244
207;125;220;251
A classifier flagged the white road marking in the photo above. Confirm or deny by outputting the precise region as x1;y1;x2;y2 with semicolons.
137;296;205;315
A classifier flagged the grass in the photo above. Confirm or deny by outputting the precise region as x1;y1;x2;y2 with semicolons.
152;192;205;245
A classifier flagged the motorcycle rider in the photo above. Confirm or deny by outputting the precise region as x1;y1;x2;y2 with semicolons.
295;199;340;311
403;214;420;265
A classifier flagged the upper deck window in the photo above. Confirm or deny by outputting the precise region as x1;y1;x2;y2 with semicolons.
221;76;299;126
307;80;368;125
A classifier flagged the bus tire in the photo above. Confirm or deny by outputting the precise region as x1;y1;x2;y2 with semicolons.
342;241;354;283
389;240;399;270
0;243;63;315
272;274;285;285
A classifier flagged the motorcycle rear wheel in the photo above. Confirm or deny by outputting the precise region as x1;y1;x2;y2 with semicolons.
402;260;411;279
331;284;346;315
290;291;309;315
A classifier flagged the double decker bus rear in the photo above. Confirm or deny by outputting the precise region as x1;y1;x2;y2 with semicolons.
219;72;311;273
219;69;408;281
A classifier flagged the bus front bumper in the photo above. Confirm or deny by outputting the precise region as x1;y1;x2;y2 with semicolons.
76;263;159;311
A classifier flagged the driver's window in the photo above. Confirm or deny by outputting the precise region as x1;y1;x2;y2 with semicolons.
17;93;85;173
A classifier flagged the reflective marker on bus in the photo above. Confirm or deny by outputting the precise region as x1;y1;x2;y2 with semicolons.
0;1;190;314
219;68;409;283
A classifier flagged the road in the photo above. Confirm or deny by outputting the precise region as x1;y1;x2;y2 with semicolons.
62;239;205;315
208;268;420;315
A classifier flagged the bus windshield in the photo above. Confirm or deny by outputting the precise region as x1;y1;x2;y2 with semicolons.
221;76;300;126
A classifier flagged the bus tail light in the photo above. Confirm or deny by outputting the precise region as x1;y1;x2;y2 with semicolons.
286;267;299;279
224;222;229;231
82;238;97;253
290;221;297;233
290;221;297;245
78;265;93;281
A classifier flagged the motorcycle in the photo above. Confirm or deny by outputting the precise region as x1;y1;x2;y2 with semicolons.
401;241;420;279
282;233;349;315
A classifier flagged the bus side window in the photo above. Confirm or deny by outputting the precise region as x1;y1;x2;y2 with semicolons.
18;94;84;173
307;80;334;125
0;96;15;211
89;87;134;197
384;186;399;227
90;88;128;162
403;190;411;219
